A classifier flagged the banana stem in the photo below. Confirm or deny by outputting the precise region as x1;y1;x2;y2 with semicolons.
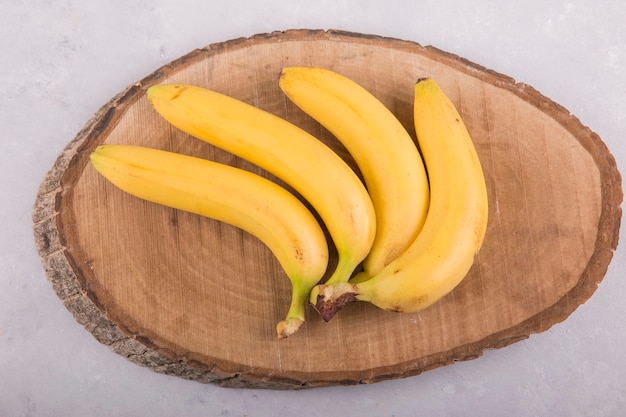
310;283;359;322
323;254;360;286
276;283;309;338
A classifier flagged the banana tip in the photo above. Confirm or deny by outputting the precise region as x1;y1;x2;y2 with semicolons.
146;84;188;103
276;317;304;339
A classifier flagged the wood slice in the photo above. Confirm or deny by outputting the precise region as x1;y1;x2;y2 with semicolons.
32;29;622;389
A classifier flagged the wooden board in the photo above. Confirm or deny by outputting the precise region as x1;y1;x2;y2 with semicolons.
32;29;622;389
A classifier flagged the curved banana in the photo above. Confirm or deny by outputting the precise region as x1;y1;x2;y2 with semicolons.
279;67;430;281
147;84;376;289
90;145;329;338
311;78;488;321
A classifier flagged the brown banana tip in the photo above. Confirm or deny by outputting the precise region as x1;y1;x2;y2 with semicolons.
313;289;358;322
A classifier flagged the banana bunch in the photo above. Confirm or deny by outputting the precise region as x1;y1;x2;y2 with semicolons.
90;67;488;337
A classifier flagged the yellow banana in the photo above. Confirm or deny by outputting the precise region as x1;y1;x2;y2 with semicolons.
146;85;376;289
279;67;429;282
90;145;329;338
310;78;488;321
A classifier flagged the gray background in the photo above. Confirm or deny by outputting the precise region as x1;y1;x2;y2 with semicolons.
2;1;625;416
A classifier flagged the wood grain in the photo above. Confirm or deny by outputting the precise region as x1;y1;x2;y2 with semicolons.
32;29;622;389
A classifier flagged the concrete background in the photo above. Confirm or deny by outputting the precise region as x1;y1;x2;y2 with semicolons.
1;1;625;416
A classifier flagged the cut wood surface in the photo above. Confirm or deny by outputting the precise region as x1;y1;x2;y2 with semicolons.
32;29;622;389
